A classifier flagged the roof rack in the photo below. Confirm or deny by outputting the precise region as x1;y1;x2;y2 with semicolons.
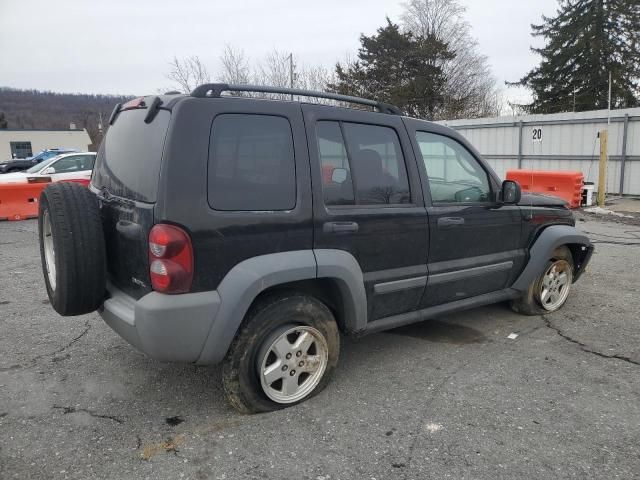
190;83;403;115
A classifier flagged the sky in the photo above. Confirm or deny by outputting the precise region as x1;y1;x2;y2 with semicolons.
0;0;560;104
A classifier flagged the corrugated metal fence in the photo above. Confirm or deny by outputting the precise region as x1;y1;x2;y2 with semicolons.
438;107;640;195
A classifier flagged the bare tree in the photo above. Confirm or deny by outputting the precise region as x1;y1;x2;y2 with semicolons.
252;50;292;99
297;64;336;92
168;49;337;103
165;56;211;93
218;45;251;85
401;0;502;119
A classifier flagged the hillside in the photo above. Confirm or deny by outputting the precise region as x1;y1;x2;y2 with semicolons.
0;88;133;148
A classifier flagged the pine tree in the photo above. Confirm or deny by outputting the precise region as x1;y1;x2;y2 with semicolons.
328;19;454;120
512;0;640;113
0;112;7;129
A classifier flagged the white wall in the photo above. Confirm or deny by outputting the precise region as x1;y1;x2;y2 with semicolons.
438;107;640;195
0;130;92;160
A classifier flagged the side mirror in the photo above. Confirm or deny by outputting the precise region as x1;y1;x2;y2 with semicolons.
331;168;348;184
42;167;55;175
501;180;521;204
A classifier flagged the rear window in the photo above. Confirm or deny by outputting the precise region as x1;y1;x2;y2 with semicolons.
207;114;296;211
92;109;170;203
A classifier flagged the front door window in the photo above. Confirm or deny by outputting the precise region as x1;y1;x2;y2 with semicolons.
415;132;491;203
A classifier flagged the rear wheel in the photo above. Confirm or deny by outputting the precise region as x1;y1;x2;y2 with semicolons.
222;293;340;414
38;182;106;316
511;246;574;315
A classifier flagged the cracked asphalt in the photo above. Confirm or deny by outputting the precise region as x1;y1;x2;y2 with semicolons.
1;215;639;479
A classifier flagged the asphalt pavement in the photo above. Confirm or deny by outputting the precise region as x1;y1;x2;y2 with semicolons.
1;215;639;479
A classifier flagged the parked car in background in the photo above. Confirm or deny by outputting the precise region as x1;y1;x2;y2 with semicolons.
0;152;95;184
0;148;77;173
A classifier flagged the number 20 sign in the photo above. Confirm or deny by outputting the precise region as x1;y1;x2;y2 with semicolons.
532;127;543;142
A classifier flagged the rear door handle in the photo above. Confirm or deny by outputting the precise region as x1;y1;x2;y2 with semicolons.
323;221;359;234
437;217;465;228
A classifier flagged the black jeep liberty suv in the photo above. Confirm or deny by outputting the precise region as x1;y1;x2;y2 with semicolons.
38;84;594;413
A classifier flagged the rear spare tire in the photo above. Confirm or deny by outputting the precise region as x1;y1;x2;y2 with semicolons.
38;182;106;316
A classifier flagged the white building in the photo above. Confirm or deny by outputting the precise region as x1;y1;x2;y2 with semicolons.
0;128;92;160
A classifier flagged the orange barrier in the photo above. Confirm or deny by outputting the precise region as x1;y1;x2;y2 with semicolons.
0;183;48;221
321;165;334;185
506;170;584;209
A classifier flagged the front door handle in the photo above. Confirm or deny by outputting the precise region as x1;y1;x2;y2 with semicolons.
323;221;359;234
438;216;465;228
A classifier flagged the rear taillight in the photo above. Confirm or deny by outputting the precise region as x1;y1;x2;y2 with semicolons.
148;224;193;294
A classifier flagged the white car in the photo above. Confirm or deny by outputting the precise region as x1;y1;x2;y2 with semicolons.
0;152;96;185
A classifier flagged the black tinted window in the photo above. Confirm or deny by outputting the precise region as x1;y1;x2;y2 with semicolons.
92;109;170;202
208;114;296;211
316;121;354;205
342;123;410;205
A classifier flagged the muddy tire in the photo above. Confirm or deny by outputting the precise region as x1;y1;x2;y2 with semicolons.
38;182;106;316
222;293;340;414
511;246;574;316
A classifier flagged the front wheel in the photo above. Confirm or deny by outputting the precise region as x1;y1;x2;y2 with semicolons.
511;246;574;315
222;293;340;414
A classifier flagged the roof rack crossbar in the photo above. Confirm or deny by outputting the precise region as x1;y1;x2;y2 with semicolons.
190;83;403;115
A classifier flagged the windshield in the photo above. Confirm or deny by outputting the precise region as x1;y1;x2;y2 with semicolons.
25;155;60;173
29;151;48;161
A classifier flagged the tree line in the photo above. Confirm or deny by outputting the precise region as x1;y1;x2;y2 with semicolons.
0;0;638;137
511;0;639;114
164;0;503;120
0;88;131;148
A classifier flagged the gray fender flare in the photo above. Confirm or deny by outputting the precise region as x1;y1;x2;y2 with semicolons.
315;249;367;334
195;249;366;365
511;225;592;292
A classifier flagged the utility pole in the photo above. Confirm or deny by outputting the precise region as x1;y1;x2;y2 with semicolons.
607;70;612;126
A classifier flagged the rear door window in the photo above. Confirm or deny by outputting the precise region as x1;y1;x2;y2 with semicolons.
208;114;296;211
316;121;410;206
316;121;354;205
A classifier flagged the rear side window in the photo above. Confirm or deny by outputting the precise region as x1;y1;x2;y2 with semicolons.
92;109;170;203
316;121;410;206
208;114;296;211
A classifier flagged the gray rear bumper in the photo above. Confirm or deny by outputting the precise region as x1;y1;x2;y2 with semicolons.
98;283;220;363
